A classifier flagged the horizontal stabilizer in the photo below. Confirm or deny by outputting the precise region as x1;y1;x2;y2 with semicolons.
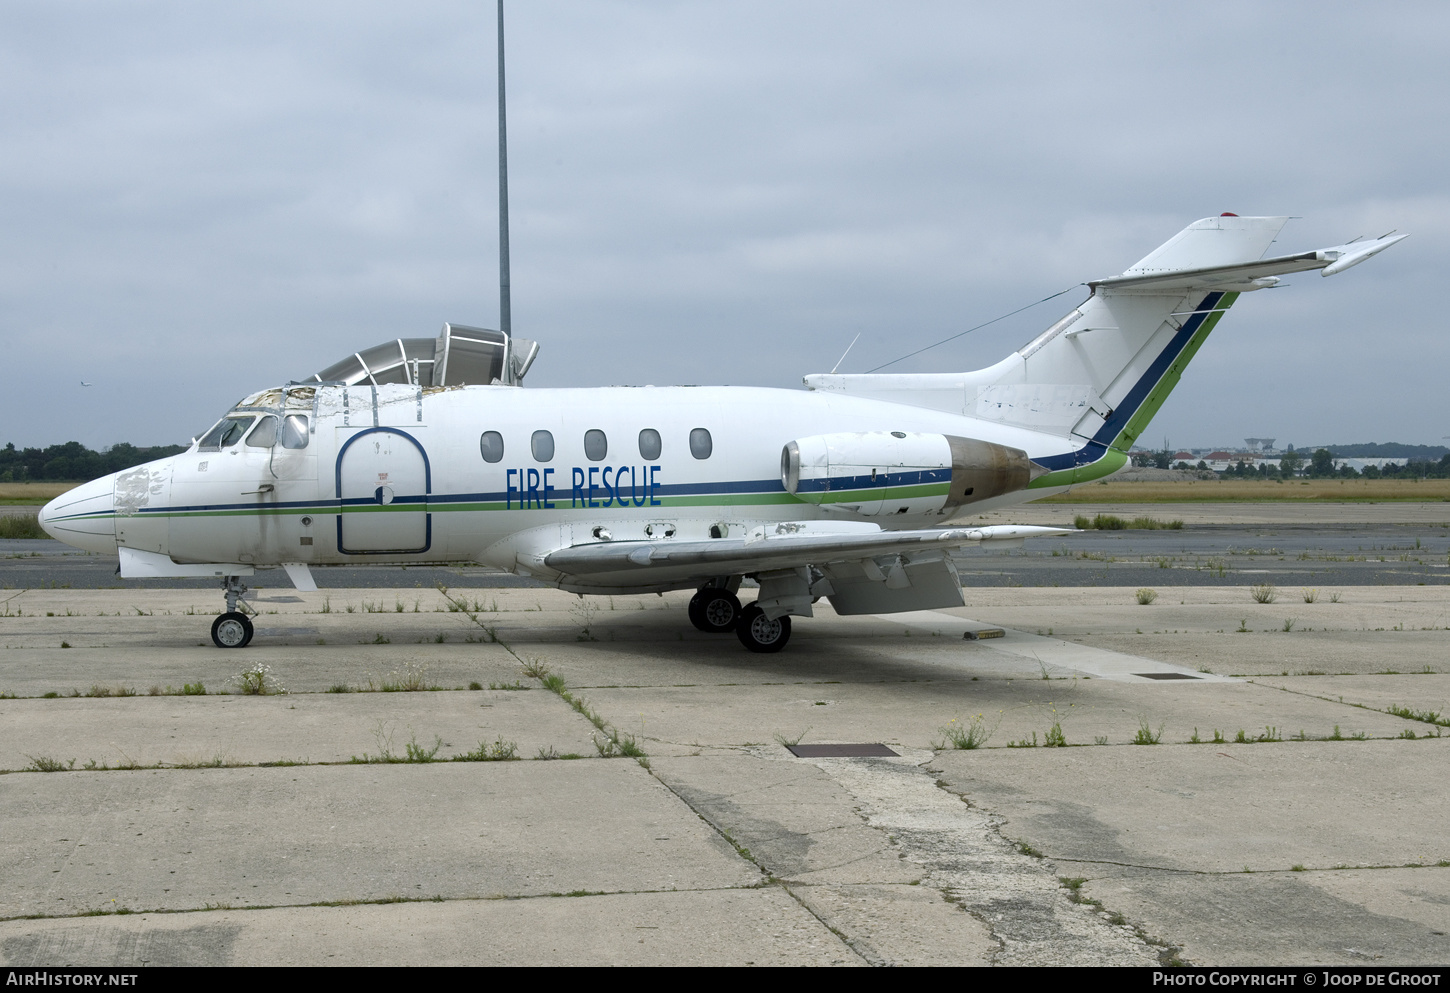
1091;233;1408;293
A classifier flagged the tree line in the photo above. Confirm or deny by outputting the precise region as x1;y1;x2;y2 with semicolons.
1135;446;1450;480
0;442;188;482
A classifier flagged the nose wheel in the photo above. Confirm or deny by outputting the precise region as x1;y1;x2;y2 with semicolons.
211;575;254;648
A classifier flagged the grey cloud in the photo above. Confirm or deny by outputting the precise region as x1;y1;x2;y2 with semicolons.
0;0;1444;448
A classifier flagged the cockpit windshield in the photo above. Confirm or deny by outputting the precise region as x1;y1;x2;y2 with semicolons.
196;415;255;452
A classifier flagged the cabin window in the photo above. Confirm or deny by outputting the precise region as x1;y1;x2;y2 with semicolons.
281;414;310;450
245;416;278;448
531;430;555;462
197;415;254;452
479;431;505;463
638;428;662;461
584;429;608;461
689;428;713;460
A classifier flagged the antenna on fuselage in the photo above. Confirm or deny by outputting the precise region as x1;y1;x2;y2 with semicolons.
497;0;512;340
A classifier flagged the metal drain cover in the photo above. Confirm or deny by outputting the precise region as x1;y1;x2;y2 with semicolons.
787;743;899;758
1134;672;1200;680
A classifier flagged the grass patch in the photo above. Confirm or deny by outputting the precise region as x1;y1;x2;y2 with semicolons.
1073;513;1183;530
1041;478;1450;503
1135;588;1158;605
0;514;47;539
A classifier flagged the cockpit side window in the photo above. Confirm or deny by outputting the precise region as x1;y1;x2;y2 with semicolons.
281;414;309;450
197;415;255;452
245;416;278;448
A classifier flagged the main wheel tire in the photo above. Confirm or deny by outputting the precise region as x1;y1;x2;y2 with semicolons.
688;589;741;633
735;603;791;653
211;612;254;649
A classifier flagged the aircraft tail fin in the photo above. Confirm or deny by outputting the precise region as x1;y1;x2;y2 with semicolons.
805;216;1405;475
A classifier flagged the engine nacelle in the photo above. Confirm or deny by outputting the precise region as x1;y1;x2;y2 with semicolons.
781;431;1034;517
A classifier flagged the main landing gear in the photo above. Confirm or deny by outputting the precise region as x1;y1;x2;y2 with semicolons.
687;585;792;653
688;588;741;633
211;575;254;649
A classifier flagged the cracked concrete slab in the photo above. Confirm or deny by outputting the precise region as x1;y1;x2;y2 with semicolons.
931;739;1450;872
0;642;528;697
576;677;1421;758
0;889;857;967
1249;674;1450;721
0;761;757;918
1076;868;1450;966
0;689;599;770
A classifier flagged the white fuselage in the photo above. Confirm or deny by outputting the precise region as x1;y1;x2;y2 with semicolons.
41;382;1074;591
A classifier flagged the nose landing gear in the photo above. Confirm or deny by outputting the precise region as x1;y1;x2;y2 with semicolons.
210;575;254;648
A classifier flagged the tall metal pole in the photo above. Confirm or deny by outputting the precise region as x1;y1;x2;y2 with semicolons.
497;0;512;339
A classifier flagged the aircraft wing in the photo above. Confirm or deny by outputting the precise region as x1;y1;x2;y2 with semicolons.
544;524;1071;578
1088;232;1407;293
544;523;1073;616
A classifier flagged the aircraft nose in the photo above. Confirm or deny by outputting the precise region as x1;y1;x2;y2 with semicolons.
38;475;118;554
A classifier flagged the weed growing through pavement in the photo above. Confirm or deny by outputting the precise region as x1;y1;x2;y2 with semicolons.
26;755;74;772
453;738;519;762
1133;721;1163;745
234;664;284;695
1387;704;1449;727
773;727;811;747
937;713;997;750
1250;583;1277;604
1135;588;1158;605
1044;722;1067;747
1282;618;1296;632
350;723;441;763
1329;591;1342;603
522;659;649;768
1236;618;1250;633
1094;735;1108;746
535;745;582;760
1303;588;1319;604
1007;732;1039;748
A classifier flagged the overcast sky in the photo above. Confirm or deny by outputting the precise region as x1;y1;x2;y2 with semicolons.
2;1;1445;450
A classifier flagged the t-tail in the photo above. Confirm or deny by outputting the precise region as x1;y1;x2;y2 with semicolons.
805;214;1406;489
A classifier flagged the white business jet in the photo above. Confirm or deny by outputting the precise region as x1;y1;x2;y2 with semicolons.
37;214;1404;652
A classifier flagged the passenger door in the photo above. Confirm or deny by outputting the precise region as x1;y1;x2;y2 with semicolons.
336;428;430;554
